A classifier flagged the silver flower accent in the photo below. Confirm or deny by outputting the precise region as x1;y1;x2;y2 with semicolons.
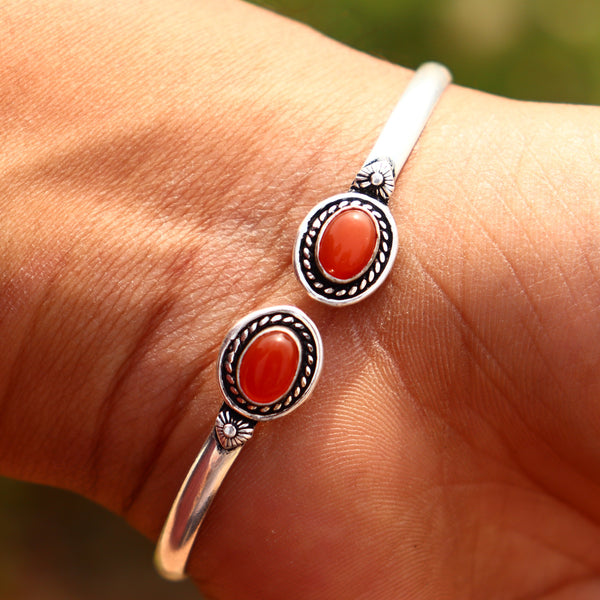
215;411;254;450
352;159;395;202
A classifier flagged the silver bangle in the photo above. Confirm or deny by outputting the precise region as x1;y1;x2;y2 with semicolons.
154;306;323;581
294;62;452;306
154;62;450;582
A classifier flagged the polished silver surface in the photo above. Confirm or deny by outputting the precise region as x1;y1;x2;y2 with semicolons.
154;425;251;581
358;62;452;194
154;306;323;581
294;62;451;306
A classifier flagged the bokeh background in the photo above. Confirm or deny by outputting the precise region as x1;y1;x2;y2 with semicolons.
257;0;600;103
1;1;598;599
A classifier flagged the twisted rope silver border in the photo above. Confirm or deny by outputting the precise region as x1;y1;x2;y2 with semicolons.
217;306;322;421
294;192;398;306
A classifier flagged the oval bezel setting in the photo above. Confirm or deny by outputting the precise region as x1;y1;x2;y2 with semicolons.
294;192;398;306
218;306;322;421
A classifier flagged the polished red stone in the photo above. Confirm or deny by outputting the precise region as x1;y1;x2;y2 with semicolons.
318;208;378;281
238;330;300;405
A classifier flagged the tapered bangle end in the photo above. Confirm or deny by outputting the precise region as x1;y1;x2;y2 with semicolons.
153;306;323;581
154;547;187;582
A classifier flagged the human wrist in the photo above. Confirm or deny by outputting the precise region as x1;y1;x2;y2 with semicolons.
3;2;600;599
0;0;407;500
0;0;513;514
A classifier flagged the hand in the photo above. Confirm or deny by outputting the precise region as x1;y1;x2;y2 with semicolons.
1;1;599;598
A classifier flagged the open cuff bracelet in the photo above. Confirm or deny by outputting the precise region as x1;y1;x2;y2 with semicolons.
154;62;450;582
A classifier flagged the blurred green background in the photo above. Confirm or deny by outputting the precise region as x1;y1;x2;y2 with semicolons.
1;1;598;599
256;0;600;103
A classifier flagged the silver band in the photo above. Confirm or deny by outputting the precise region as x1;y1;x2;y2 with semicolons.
362;62;452;184
155;63;450;580
294;62;452;306
154;306;323;581
155;426;248;581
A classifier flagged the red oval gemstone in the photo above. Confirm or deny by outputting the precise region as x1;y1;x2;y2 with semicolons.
317;208;378;281
238;330;300;405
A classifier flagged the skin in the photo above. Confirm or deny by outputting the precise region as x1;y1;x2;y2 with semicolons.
1;0;600;598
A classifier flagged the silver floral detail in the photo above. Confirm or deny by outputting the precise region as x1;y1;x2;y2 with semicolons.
352;159;395;202
215;411;254;450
